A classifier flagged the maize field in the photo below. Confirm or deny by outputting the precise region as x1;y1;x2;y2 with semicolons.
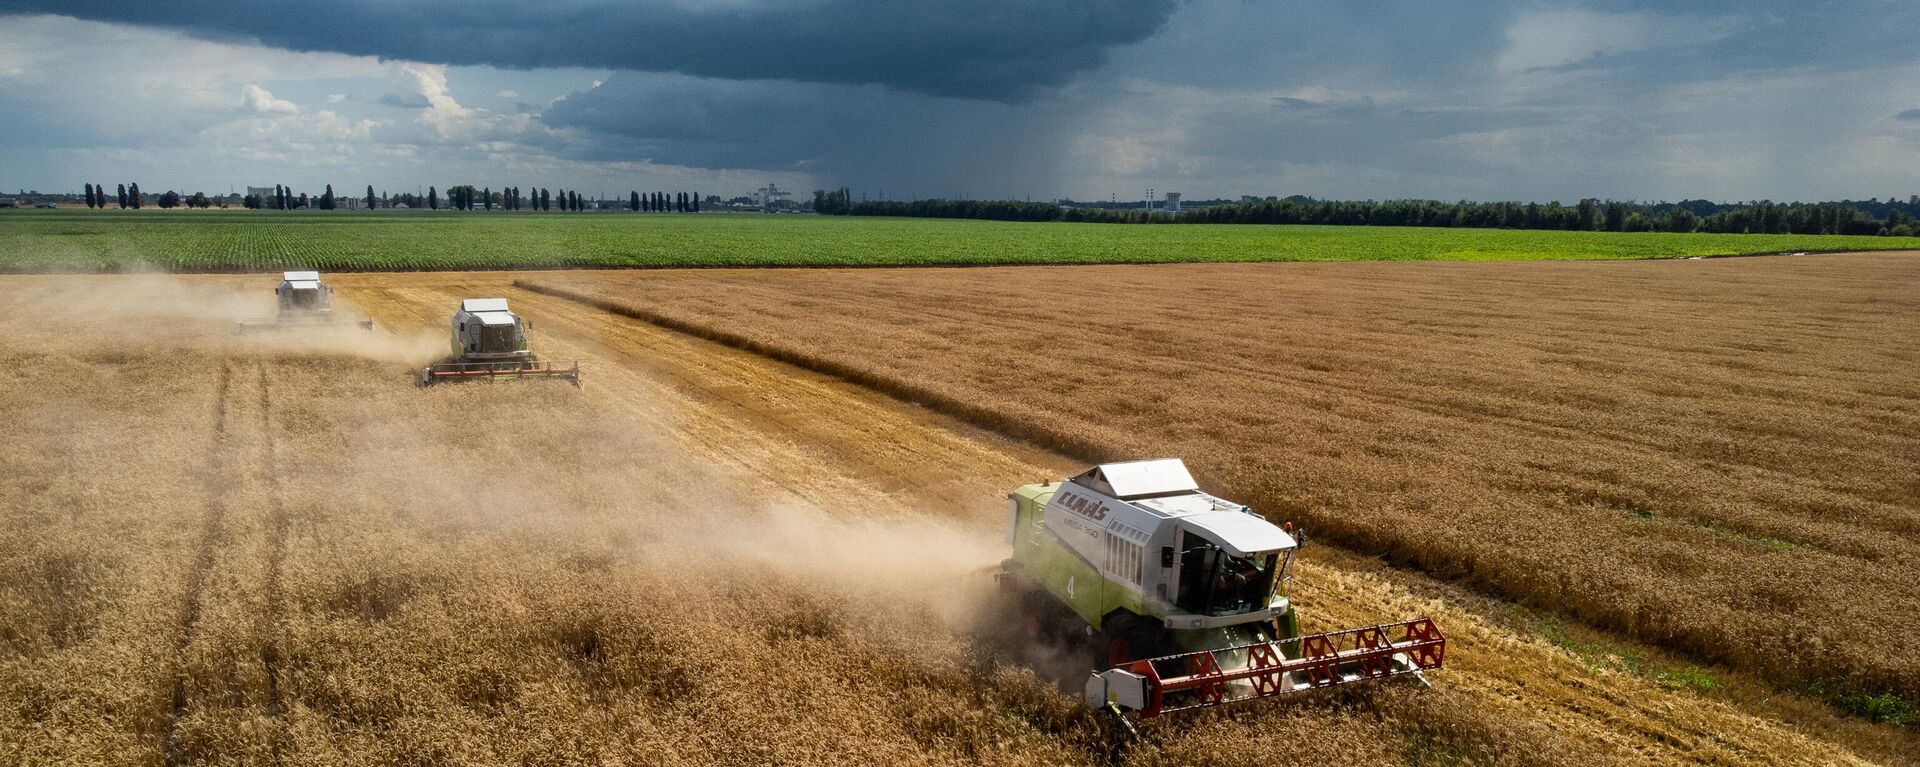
5;208;1920;271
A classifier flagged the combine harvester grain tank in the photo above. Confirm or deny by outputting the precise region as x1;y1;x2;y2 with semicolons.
998;458;1444;720
237;270;375;331
418;298;581;387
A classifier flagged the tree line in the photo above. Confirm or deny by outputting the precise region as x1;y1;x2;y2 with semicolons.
627;191;701;213
832;194;1920;236
75;181;709;214
305;186;707;213
1179;197;1915;236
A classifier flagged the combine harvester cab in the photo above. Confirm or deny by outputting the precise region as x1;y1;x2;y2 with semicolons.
998;458;1443;719
237;270;376;332
418;298;581;387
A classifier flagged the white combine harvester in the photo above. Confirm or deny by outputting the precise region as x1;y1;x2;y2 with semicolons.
998;459;1444;720
236;270;374;332
418;298;581;387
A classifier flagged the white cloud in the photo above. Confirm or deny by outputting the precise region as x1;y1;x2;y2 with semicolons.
241;84;300;115
495;89;519;98
0;16;383;144
0;15;789;195
1497;10;1737;75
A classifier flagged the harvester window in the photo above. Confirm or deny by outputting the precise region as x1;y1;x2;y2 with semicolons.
1174;532;1281;617
478;324;517;353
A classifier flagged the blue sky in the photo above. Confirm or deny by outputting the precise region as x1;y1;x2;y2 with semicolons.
1;1;1915;202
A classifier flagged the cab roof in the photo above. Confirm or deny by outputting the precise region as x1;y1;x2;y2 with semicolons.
462;298;511;313
1048;458;1297;555
1071;458;1199;500
282;270;320;282
1181;511;1295;557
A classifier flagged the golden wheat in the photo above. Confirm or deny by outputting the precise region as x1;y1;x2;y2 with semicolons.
2;271;1911;766
520;252;1920;705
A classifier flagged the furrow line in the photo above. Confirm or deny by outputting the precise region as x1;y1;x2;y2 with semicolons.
258;362;288;767
163;359;235;767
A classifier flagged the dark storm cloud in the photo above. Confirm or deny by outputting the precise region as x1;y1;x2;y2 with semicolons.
1530;0;1920;81
1898;109;1920;121
0;0;1177;101
543;73;1069;196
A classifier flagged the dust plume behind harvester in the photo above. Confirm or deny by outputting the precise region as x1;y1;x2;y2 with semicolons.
998;458;1444;720
418;298;581;387
236;271;375;332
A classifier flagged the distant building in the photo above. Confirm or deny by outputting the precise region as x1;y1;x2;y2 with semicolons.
246;186;276;200
754;183;793;211
0;198;18;208
1163;192;1182;214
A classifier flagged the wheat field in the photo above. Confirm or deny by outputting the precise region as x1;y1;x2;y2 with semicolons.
2;269;1912;765
520;252;1920;711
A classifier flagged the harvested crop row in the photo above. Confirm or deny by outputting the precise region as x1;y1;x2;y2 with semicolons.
518;252;1920;707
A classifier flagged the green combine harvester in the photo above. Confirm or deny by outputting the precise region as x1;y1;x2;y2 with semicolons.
418;298;581;387
235;270;374;332
997;458;1444;719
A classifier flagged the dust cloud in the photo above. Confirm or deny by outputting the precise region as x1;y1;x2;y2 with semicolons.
2;270;1100;766
8;271;443;364
702;502;1008;624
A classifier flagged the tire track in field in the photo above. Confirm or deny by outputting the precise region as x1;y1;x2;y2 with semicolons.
164;359;236;767
257;362;289;766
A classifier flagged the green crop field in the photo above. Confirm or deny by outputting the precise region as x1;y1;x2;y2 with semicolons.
2;208;1915;272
